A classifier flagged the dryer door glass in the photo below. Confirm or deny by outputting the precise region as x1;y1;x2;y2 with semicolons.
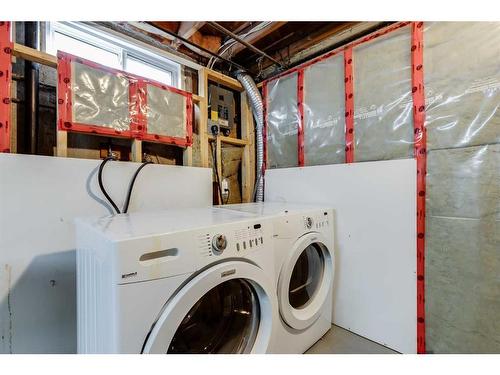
288;243;325;309
167;279;260;353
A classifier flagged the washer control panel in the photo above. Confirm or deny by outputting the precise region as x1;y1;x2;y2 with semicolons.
198;222;267;258
234;223;265;253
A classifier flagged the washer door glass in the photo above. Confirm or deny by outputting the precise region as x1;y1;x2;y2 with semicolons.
167;279;260;353
288;243;325;309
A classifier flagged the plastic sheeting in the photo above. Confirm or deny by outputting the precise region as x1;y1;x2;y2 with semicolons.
266;73;299;168
424;22;500;150
146;84;187;138
72;62;130;131
303;54;346;165
353;26;414;162
424;22;500;353
426;145;500;353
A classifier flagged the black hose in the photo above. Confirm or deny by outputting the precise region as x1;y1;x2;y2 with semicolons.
98;156;121;214
122;161;153;214
210;141;224;205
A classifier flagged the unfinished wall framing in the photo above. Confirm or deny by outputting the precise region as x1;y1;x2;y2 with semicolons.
1;22;256;204
262;21;500;354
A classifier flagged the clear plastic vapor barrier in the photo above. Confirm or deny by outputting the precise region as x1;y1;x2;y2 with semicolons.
424;22;500;150
353;26;414;162
424;22;500;353
58;51;192;145
72;62;130;131
266;73;299;168
303;54;346;165
146;84;187;139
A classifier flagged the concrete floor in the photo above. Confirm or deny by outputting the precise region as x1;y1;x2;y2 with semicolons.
306;325;398;354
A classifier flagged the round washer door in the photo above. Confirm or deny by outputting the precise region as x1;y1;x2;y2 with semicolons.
142;260;275;354
278;232;333;330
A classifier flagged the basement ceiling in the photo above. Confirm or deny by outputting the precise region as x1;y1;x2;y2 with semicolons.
102;21;390;81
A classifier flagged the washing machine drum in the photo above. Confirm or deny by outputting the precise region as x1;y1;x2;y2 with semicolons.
278;232;333;330
168;278;259;353
142;261;274;354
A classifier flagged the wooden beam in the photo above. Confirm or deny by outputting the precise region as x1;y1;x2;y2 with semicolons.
206;68;243;92
229;22;287;56
208;135;248;147
12;43;57;68
178;22;206;39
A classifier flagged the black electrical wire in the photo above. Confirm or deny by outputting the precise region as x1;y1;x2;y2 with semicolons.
210;141;224;205
122;161;153;214
98;156;121;214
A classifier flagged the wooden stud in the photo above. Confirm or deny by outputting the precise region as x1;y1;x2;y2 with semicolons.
241;92;256;203
198;68;210;168
56;130;68;157
12;43;58;68
183;146;193;166
131;139;142;162
205;68;243;92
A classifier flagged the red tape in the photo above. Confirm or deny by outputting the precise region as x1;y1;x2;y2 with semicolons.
411;21;426;354
0;21;12;153
297;69;305;166
344;47;354;163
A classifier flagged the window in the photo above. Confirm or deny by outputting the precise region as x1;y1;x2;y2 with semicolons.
45;22;180;87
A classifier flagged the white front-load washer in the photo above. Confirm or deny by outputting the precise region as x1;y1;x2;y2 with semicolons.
218;202;335;353
75;207;279;354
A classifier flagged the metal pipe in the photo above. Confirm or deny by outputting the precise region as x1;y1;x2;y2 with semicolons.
235;71;264;202
150;24;246;71
207;22;284;68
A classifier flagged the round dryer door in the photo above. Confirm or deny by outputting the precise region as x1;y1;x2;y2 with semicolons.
142;261;275;354
278;232;333;330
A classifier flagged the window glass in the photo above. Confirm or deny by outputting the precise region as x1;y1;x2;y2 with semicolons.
48;22;179;87
125;56;173;85
53;31;120;69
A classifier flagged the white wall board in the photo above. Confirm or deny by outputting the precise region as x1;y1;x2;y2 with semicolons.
265;159;417;353
0;154;211;353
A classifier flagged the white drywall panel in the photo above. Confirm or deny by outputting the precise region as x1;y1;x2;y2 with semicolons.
265;159;416;353
0;154;211;353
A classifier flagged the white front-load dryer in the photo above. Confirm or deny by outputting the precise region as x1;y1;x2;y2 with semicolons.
218;202;335;353
75;207;279;354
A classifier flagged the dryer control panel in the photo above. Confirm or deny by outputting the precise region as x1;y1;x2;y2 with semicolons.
304;213;330;231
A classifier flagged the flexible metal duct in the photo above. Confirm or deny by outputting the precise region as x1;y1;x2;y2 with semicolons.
235;71;264;202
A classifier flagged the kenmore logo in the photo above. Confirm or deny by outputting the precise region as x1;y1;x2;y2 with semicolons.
121;272;138;279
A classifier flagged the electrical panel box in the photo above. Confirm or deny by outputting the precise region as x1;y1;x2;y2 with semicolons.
208;85;236;136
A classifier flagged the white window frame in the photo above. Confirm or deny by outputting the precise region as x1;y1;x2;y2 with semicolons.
45;21;181;88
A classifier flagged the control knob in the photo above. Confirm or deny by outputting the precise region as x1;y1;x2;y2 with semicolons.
212;234;228;254
305;217;313;229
